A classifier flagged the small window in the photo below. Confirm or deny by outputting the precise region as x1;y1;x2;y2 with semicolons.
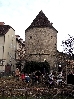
3;46;4;53
15;53;16;59
51;36;53;39
4;36;5;42
30;36;32;39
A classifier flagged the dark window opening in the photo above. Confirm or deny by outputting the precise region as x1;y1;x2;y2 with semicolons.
67;73;74;85
51;36;53;39
4;36;5;42
30;36;32;39
15;53;16;59
3;46;4;53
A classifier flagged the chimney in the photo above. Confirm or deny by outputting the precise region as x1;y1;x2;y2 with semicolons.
15;35;20;39
19;38;23;43
0;22;5;25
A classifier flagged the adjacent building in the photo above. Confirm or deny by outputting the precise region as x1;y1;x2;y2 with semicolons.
0;22;16;72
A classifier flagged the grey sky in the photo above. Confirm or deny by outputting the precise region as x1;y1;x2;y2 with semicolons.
0;0;74;52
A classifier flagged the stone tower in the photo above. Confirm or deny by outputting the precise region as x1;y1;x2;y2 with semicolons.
25;10;58;69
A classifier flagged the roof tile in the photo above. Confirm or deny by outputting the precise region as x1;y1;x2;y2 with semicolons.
25;10;58;32
0;25;11;35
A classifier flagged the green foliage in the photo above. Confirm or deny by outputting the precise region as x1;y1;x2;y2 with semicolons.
23;61;50;74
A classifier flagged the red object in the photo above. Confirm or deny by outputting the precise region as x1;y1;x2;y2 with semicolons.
21;74;25;80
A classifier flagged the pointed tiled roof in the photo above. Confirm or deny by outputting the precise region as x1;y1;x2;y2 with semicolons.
0;25;15;35
25;10;58;32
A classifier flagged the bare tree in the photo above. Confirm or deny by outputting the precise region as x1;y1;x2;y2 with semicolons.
16;43;25;60
61;34;74;84
62;34;74;56
15;40;25;71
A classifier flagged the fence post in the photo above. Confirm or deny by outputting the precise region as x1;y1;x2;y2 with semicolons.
2;88;4;98
25;90;28;99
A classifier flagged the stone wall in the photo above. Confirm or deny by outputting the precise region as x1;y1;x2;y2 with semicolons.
25;27;57;69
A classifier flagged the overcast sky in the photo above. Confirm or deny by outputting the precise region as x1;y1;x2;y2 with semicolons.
0;0;74;52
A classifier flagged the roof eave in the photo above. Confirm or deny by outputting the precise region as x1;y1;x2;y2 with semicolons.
25;26;58;33
9;26;15;31
52;26;58;33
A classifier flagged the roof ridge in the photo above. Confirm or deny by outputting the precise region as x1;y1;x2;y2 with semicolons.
39;10;43;13
25;10;58;32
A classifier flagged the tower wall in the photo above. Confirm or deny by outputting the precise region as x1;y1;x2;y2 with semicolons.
25;27;57;69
